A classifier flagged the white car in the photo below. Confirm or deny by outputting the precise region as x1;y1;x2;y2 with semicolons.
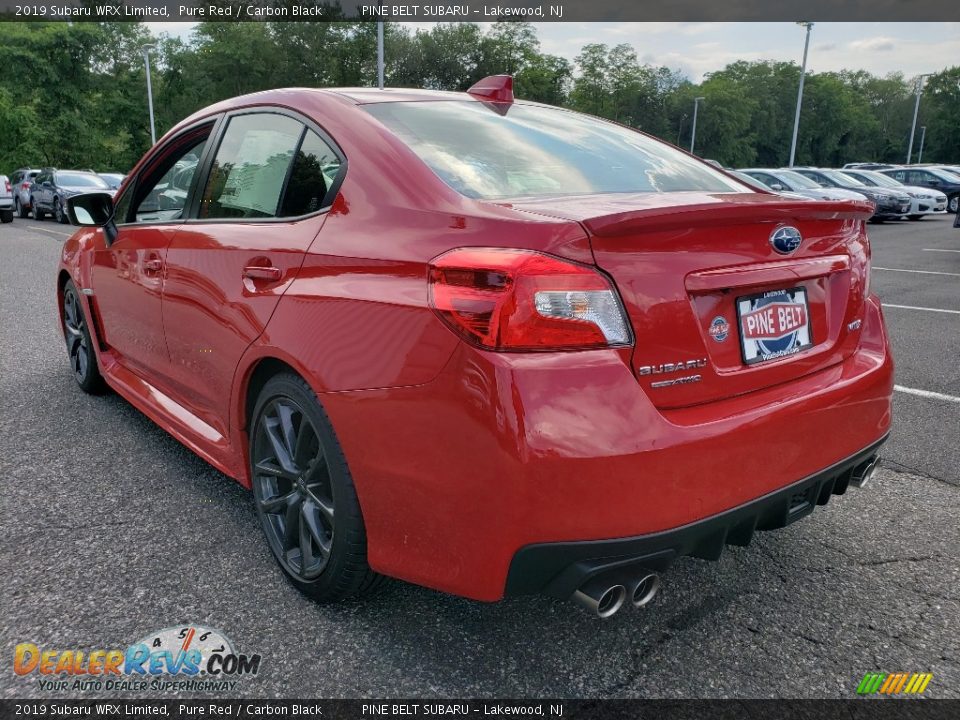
738;168;870;202
0;175;14;223
843;169;947;220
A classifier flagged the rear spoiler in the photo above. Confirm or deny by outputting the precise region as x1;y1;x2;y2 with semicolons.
584;197;875;237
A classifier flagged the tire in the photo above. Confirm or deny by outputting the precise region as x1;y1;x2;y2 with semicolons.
907;215;923;221
0;209;12;224
249;373;384;602
62;280;106;394
950;195;959;214
32;198;44;220
54;197;68;224
16;197;29;219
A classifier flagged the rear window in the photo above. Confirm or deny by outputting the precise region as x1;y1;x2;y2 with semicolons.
364;101;743;200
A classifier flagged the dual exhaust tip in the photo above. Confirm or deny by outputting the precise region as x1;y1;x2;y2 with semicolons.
572;572;661;618
850;457;880;489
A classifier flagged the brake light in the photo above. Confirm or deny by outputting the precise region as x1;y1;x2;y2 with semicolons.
3;180;10;192
428;248;632;351
22;181;30;190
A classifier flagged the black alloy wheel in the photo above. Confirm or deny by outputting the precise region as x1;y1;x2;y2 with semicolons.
54;197;67;224
250;373;383;601
62;281;105;393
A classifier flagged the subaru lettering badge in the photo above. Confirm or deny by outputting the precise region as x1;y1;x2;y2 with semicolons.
770;226;802;254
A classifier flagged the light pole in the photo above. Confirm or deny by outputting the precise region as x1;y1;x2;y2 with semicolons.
788;21;814;168
689;97;705;154
377;21;384;89
141;44;156;146
906;74;930;164
917;126;927;163
677;114;687;146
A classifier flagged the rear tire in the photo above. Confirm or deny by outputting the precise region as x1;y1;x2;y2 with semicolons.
16;197;29;219
32;198;44;220
62;280;106;394
249;373;385;603
907;215;923;221
0;209;12;224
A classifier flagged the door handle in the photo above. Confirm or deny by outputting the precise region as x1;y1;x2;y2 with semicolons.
243;265;282;282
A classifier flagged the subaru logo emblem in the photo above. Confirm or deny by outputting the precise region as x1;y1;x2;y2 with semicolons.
770;226;802;254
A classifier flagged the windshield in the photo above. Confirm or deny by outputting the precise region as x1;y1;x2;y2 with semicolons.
774;170;821;190
826;170;864;187
858;171;900;188
365;101;744;200
931;168;960;183
57;172;109;189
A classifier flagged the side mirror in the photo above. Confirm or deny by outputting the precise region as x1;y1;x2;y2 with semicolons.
66;192;119;244
770;183;784;191
928;179;940;186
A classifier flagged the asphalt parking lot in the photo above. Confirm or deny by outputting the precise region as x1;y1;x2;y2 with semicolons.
1;214;958;700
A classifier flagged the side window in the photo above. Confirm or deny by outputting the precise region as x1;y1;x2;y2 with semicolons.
199;114;304;220
279;130;342;217
131;135;210;224
891;171;907;183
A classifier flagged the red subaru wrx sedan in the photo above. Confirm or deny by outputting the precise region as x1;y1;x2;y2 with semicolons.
59;77;892;617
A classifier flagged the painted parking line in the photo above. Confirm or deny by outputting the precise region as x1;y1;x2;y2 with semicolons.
883;304;960;315
895;385;960;404
873;267;960;277
922;249;960;254
25;225;72;238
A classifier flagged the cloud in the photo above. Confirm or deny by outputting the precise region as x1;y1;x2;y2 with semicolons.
849;37;896;52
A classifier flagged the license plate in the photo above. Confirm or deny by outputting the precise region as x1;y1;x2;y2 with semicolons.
736;287;813;365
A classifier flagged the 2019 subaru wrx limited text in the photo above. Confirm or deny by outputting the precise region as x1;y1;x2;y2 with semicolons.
59;77;893;617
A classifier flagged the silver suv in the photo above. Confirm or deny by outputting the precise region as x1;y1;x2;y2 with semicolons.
0;175;13;223
10;167;41;218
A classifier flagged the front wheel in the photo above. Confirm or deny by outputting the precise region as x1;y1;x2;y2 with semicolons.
250;373;384;602
950;195;959;214
32;198;44;220
62;281;105;394
54;197;68;224
907;214;923;221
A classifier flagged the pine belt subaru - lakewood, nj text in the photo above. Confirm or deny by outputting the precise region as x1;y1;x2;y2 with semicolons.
58;76;893;617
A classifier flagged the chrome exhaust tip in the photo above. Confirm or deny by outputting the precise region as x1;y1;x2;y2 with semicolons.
630;573;661;608
851;457;880;489
571;582;627;618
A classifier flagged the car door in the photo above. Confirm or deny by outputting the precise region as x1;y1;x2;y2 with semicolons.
907;170;936;190
90;121;216;383
33;172;50;209
161;110;344;438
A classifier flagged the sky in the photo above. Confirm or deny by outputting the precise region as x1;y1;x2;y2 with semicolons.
146;22;960;82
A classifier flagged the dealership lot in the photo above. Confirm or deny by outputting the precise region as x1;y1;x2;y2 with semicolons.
1;215;957;699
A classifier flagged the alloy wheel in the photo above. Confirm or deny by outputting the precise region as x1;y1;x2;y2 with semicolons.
62;288;90;383
252;398;335;580
950;196;959;214
55;199;64;223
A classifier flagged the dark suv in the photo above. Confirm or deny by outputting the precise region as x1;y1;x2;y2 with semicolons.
791;168;912;221
881;168;960;214
30;170;113;223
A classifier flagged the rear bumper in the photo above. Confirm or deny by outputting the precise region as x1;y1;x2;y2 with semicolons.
323;296;893;601
504;436;885;597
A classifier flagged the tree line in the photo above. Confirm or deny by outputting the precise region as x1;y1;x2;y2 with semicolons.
0;20;957;174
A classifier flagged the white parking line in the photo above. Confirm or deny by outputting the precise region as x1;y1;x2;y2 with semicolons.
25;225;72;238
895;385;960;404
884;304;960;315
922;249;960;254
873;267;960;277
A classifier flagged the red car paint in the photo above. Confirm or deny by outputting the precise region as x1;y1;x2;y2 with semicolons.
58;86;893;602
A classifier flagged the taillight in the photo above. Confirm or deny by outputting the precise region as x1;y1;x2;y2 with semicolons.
3;180;10;192
428;248;632;351
22;181;30;190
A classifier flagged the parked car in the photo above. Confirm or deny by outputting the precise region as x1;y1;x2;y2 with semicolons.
30;170;113;223
842;169;947;220
98;172;126;190
727;170;811;200
739;168;869;202
58;78;891;615
10;167;41;218
0;175;13;223
881;167;960;213
791;168;911;221
842;163;899;171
